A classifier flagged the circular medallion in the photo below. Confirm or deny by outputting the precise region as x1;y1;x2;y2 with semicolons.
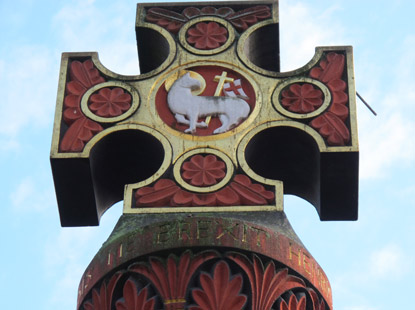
272;77;331;119
81;81;139;123
179;16;235;55
173;149;234;193
155;65;257;136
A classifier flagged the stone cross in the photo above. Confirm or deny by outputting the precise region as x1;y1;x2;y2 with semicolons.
51;1;358;309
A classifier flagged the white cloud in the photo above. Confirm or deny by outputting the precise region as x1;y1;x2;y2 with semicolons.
369;244;410;279
280;1;345;72
43;203;122;308
359;112;415;179
0;45;57;148
43;227;99;308
358;36;415;179
52;1;139;75
10;175;55;212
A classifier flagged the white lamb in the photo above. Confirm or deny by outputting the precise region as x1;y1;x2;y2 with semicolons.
167;73;250;134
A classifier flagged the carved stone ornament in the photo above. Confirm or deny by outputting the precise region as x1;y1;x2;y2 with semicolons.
50;1;359;310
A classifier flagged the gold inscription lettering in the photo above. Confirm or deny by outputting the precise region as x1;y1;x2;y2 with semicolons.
250;226;270;246
178;221;192;241
242;224;248;243
118;244;123;258
302;252;312;276
197;220;211;239
216;223;239;241
157;223;171;244
288;243;302;266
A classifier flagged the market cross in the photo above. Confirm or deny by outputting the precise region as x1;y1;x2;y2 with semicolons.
50;1;359;309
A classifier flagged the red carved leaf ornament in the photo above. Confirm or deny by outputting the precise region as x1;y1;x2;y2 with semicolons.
308;52;350;146
115;279;155;310
309;53;345;83
135;174;274;208
227;6;272;31
279;294;307;310
145;8;187;34
310;111;350;146
129;251;217;310
227;253;306;310
60;59;105;152
83;273;122;310
190;261;247;310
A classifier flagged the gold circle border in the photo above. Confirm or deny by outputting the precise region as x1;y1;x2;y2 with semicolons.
179;16;235;56
81;81;140;123
173;148;234;193
272;77;331;119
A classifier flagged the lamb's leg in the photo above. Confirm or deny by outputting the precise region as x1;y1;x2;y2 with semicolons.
175;114;207;128
175;114;189;125
185;113;198;134
213;114;230;134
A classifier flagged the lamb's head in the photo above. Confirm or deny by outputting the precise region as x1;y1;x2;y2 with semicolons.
176;72;201;91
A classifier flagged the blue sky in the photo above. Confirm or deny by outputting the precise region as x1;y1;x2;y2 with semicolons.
0;0;414;309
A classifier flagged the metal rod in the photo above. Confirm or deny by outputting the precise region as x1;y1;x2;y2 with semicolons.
356;91;377;116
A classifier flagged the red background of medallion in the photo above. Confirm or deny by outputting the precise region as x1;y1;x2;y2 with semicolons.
156;66;256;136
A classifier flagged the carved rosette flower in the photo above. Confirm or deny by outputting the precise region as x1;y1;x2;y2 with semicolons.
281;83;323;113
182;154;226;186
186;22;228;50
89;87;132;117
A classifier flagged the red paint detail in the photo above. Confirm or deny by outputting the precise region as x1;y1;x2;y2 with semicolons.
281;83;323;114
135;179;180;207
227;6;272;31
327;79;348;120
227;253;306;310
231;175;275;204
309;53;345;83
307;288;327;310
156;66;256;136
135;174;274;208
190;261;247;310
145;6;271;34
60;60;105;152
130;251;217;309
182;154;226;186
183;7;235;19
115;280;155;310
60;117;103;152
215;186;240;205
310;112;350;146
145;8;187;34
309;52;350;146
187;22;228;50
83;273;122;310
89;87;131;117
224;82;243;96
279;294;307;310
